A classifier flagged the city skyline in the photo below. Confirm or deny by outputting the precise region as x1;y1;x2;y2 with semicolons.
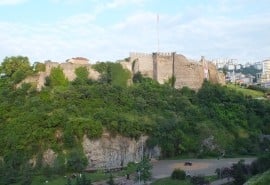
0;0;269;64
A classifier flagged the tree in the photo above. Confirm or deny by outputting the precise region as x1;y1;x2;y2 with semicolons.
107;173;115;185
132;72;143;83
171;168;186;180
66;149;88;172
33;62;46;72
137;156;152;183
1;56;32;83
81;173;92;185
47;66;69;87
231;160;251;185
72;67;89;85
66;177;72;185
20;163;33;185
53;154;66;175
126;162;137;179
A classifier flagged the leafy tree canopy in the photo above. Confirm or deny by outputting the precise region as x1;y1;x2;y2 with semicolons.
1;56;32;83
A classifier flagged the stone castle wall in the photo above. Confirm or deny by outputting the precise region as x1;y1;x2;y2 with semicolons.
208;62;225;85
45;61;99;82
18;60;100;90
155;53;174;84
130;52;153;78
173;54;205;89
18;53;224;91
127;52;225;90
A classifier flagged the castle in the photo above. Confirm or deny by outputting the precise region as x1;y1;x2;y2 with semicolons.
122;52;225;90
18;53;225;90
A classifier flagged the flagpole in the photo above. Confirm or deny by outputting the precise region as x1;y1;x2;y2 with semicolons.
157;14;160;53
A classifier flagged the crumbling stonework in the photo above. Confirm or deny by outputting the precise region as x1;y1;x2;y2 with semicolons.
18;53;225;91
18;58;100;90
125;52;225;90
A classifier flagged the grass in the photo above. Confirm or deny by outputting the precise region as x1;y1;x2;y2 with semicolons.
245;170;270;185
205;175;218;182
10;170;128;185
150;177;192;185
226;84;264;98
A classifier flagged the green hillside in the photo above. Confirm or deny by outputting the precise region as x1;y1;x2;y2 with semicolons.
245;170;270;185
226;84;265;98
1;56;270;184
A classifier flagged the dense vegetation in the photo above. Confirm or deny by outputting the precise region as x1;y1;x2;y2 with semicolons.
0;56;270;184
245;170;270;185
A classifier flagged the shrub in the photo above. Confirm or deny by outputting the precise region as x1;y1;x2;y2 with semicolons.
190;175;209;185
66;149;88;172
171;168;186;180
251;153;270;175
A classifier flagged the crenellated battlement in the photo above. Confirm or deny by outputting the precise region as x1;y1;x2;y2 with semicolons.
156;52;173;56
129;52;152;58
130;52;174;58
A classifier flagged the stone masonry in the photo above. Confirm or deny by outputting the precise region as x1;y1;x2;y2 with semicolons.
18;58;100;90
18;53;224;91
126;52;225;90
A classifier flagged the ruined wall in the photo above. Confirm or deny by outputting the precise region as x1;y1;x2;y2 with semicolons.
18;61;100;90
127;52;225;90
173;54;205;90
130;52;153;78
155;53;174;84
59;62;100;82
208;62;225;85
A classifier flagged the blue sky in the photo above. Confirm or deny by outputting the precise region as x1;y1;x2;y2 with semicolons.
0;0;269;63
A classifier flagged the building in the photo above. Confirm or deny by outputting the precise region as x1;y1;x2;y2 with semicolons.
66;57;90;65
260;59;270;84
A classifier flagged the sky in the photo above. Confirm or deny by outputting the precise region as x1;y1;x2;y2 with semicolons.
0;0;269;64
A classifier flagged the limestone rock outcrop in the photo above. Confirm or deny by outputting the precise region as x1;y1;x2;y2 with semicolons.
82;133;149;170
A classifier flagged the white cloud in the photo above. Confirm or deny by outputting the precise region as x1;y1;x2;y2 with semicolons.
0;0;27;5
1;1;270;64
61;13;96;25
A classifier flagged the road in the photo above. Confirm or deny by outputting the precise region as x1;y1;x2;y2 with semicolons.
93;158;256;185
151;157;256;179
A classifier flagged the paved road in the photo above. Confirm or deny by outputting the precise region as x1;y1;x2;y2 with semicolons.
94;158;256;185
210;178;234;185
152;157;256;179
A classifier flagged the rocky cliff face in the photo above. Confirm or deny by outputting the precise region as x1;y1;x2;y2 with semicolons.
82;133;149;170
40;133;160;170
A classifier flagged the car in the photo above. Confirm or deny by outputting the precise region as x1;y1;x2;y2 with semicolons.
184;162;192;166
